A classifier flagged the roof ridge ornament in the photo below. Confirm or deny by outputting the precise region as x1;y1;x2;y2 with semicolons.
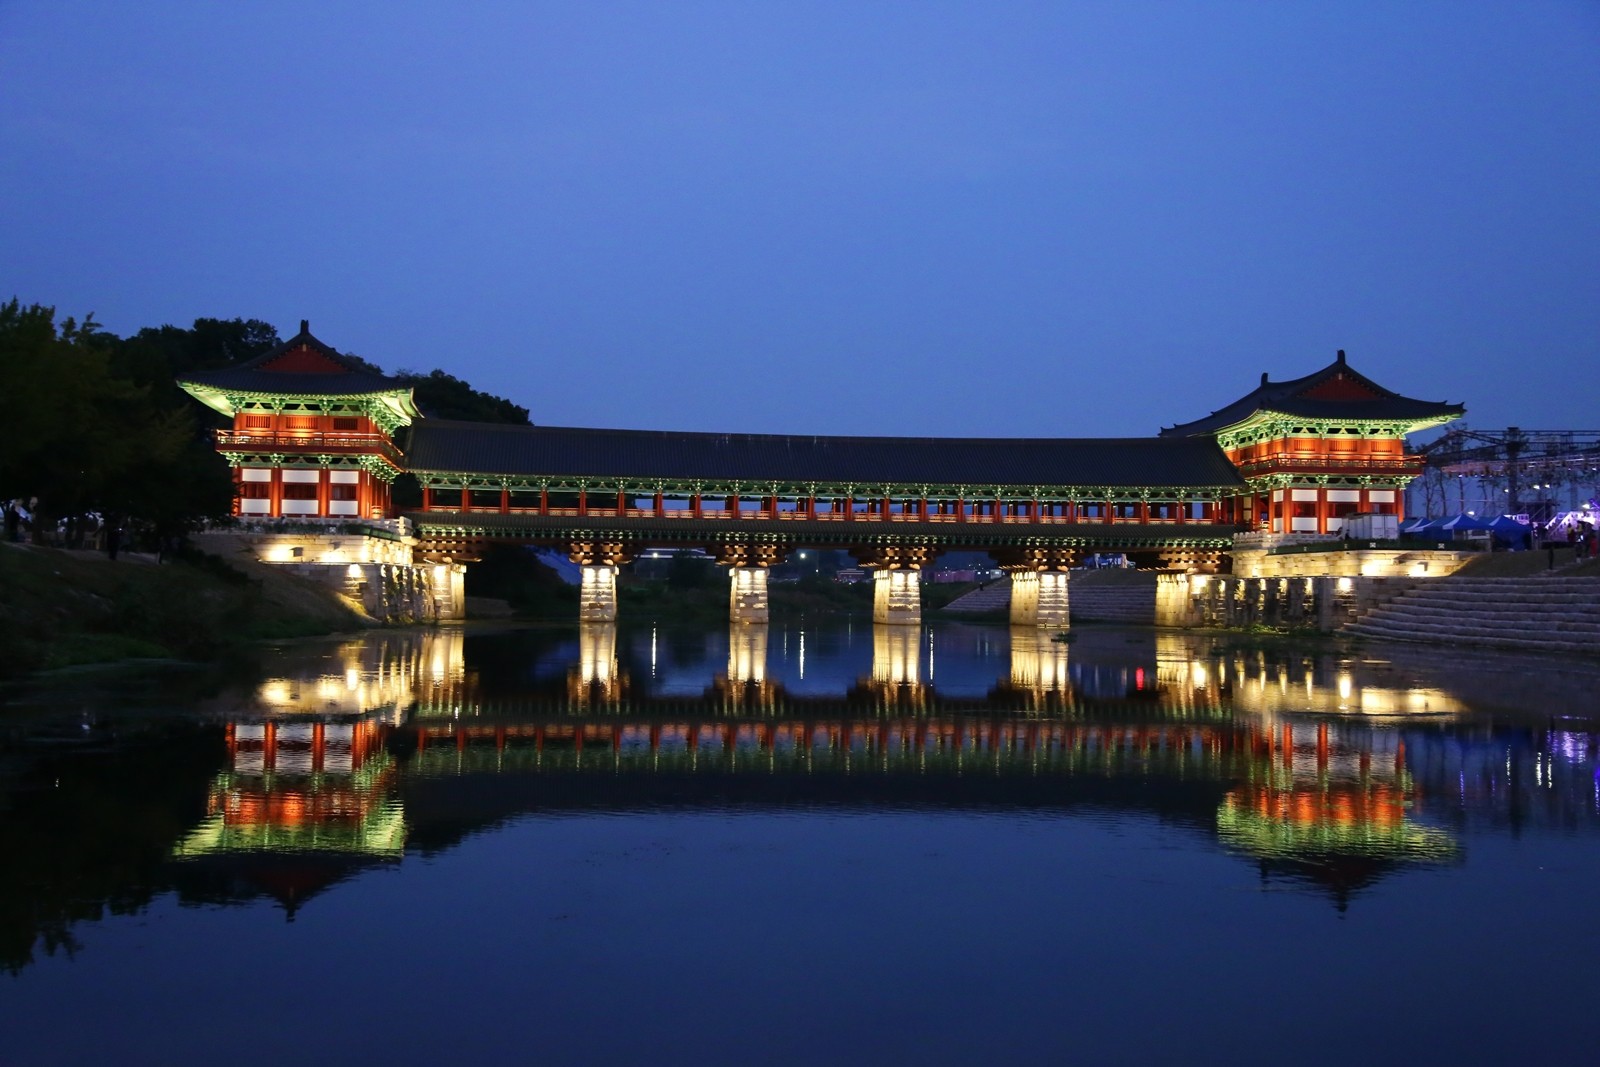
301;319;310;335
1336;349;1346;364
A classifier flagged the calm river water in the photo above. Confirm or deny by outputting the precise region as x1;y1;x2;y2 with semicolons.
3;619;1599;1066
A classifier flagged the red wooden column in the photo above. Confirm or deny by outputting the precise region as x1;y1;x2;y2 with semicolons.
617;489;627;514
692;493;702;519
500;487;511;514
540;487;549;514
460;486;471;512
316;468;330;517
1316;488;1328;533
269;468;283;517
1139;501;1150;524
653;491;664;517
577;489;588;516
957;495;966;522
421;485;433;511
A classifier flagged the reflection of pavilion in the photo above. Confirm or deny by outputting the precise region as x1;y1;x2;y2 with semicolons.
174;721;404;857
172;720;405;916
1215;722;1458;904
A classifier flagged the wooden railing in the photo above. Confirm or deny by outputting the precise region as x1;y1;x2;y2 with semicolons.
216;431;403;466
429;504;1226;526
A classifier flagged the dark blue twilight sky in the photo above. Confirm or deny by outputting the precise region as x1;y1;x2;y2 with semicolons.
2;2;1596;438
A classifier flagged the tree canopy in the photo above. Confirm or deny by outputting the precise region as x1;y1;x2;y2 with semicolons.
1;302;531;547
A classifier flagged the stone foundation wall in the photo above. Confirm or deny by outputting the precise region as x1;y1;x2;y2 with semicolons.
1231;545;1475;579
194;526;464;622
1156;573;1418;633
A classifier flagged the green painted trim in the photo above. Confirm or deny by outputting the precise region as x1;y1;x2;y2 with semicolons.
1215;409;1462;451
404;468;1242;502
176;381;420;433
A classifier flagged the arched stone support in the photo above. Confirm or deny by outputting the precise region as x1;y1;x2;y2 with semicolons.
1008;570;1070;628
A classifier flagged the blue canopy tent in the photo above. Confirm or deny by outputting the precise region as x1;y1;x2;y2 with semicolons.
1487;514;1532;550
1432;513;1495;542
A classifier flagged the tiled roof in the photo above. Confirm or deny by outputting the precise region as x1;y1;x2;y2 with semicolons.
1161;352;1464;436
176;321;409;397
402;421;1246;489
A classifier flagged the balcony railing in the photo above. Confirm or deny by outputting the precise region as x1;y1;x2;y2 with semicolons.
216;431;403;466
1236;455;1422;475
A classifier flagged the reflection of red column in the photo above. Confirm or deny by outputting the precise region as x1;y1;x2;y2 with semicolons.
312;722;325;772
649;723;660;752
1282;724;1294;769
226;722;237;759
263;721;278;770
1395;738;1406;774
496;726;507;752
1316;724;1329;770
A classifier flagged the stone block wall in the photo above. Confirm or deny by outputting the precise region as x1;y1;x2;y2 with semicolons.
1156;573;1418;633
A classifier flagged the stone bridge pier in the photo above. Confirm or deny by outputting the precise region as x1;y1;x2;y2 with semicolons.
998;547;1077;628
715;542;783;624
569;541;634;622
856;546;933;625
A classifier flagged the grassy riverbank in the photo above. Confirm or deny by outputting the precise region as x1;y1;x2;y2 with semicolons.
0;542;367;679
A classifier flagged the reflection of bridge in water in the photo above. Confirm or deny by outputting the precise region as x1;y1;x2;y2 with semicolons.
175;623;1600;909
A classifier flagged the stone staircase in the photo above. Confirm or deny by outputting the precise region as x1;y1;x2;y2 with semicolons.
941;581;1012;615
1345;577;1600;655
1069;569;1157;624
940;569;1159;624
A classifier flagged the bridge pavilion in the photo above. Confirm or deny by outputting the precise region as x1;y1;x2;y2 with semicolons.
178;326;1463;625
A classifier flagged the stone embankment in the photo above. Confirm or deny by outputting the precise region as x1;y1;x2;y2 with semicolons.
1345;577;1600;656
